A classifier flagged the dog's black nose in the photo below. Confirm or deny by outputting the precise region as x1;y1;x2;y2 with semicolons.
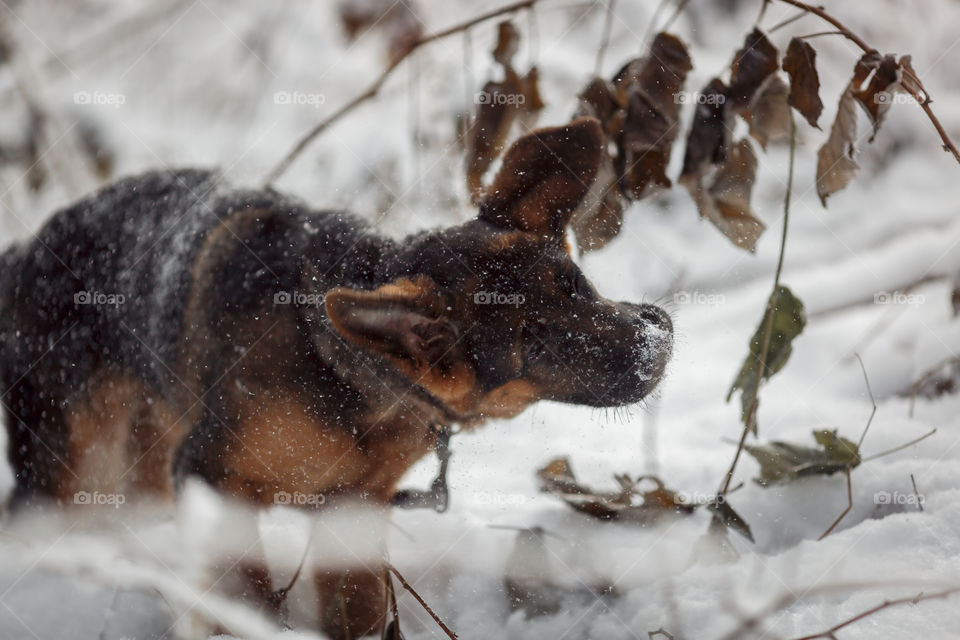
638;303;672;332
623;302;673;333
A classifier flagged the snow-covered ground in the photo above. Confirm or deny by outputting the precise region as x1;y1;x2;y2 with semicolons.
2;0;960;638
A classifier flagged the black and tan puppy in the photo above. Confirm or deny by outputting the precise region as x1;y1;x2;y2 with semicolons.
0;117;671;637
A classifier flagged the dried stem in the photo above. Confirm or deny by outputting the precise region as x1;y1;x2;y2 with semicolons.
386;562;458;639
717;111;796;498
594;0;616;75
772;0;960;165
789;587;960;640
862;428;936;463
262;0;541;185
910;473;924;511
817;466;852;540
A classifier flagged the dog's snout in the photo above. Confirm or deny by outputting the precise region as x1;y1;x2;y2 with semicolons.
622;302;673;333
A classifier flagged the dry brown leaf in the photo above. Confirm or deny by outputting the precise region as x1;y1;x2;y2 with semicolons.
851;51;901;141
728;28;779;111
816;52;915;205
680;78;731;179
619;33;692;199
782;37;824;129
492;21;520;67
537;457;694;524
684;139;765;251
570;153;624;252
816;87;859;206
464;21;544;200
746;75;792;149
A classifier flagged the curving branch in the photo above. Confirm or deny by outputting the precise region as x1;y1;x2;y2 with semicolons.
772;0;960;165
262;0;542;186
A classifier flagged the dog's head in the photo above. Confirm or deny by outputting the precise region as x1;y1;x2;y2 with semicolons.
324;117;672;421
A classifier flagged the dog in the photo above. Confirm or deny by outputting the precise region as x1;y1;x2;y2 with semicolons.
0;116;672;637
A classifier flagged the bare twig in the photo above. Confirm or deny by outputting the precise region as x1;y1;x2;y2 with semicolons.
648;627;677;640
796;30;846;40
772;0;960;165
263;0;542;185
766;8;809;33
717;111;797;499
854;354;877;450
659;0;692;36
817;355;875;540
862;428;937;463
789;588;960;640
268;523;317;610
594;0;616;75
386;562;458;640
818;466;852;540
719;581;960;640
640;0;672;50
910;473;924;512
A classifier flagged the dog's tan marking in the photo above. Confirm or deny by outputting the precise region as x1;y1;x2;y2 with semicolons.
62;373;181;502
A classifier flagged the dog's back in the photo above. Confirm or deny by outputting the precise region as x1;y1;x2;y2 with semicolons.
0;169;389;506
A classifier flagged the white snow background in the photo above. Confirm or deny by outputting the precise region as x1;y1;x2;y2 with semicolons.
1;0;960;638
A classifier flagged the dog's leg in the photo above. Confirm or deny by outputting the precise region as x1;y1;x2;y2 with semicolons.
315;564;388;640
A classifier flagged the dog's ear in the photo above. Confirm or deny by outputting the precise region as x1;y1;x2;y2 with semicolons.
478;116;604;239
324;277;458;370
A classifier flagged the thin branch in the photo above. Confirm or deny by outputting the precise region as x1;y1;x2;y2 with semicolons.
721;581;960;640
717;111;797;498
862;428;937;463
262;0;541;185
594;0;616;75
854;353;876;450
386;562;458;640
640;0;672;50
796;30;846;40
818;466;852;540
766;8;808;33
659;0;692;36
789;588;960;640
772;0;960;165
268;522;317;610
910;473;924;512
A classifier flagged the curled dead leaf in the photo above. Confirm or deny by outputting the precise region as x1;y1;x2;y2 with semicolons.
746;75;792;149
464;21;544;201
537;457;694;524
682;139;766;252
782;37;824;129
728;28;779;111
